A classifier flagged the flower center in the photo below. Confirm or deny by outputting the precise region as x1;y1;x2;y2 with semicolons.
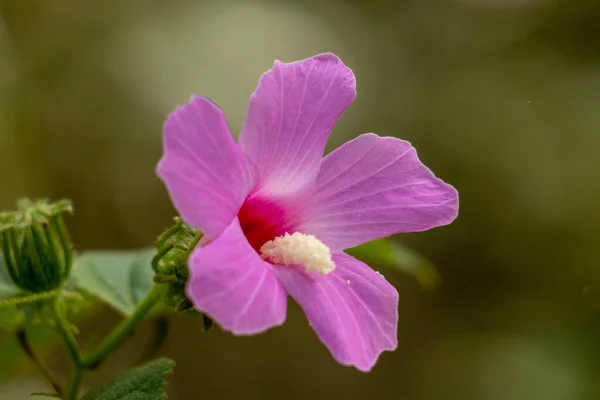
237;194;331;275
260;232;335;275
238;195;289;251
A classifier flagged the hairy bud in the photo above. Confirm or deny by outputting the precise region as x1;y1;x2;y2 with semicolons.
0;199;73;293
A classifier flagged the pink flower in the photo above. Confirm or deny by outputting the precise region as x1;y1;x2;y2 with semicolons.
157;53;458;372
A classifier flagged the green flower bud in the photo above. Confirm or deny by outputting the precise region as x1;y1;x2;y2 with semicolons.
0;199;73;293
153;218;211;328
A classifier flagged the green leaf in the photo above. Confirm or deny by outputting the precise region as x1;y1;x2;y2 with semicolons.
0;252;98;331
71;248;156;315
0;291;98;379
1;245;157;330
347;238;441;291
0;305;22;328
81;358;175;400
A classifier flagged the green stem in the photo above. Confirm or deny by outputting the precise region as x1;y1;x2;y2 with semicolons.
64;368;83;400
52;298;82;367
51;297;82;400
16;329;63;396
81;284;163;369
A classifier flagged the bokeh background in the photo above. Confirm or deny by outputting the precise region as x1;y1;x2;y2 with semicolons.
1;0;600;399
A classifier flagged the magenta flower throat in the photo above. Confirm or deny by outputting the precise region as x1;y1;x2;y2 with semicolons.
157;53;458;372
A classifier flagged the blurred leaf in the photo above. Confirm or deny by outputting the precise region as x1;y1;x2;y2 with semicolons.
62;288;98;320
0;324;56;379
0;305;22;328
0;253;98;378
71;248;157;315
0;290;98;380
0;248;156;379
347;238;441;291
0;253;97;330
0;254;20;299
0;253;38;329
81;358;175;400
0;253;21;328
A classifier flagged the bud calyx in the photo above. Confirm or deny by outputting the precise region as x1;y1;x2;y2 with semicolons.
0;199;73;293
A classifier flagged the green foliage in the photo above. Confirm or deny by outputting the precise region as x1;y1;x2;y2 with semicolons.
0;246;164;384
0;325;55;379
347;238;441;291
80;358;175;400
71;249;157;316
0;253;58;329
0;305;22;329
2;246;159;329
0;253;97;331
0;253;93;381
0;291;96;381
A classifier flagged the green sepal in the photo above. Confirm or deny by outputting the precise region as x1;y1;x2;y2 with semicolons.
202;314;213;331
0;198;73;293
152;218;202;314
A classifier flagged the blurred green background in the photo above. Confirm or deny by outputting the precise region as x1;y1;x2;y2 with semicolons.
1;0;600;399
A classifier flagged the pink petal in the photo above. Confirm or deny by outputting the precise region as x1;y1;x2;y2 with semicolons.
157;95;258;239
299;133;458;251
186;218;287;335
238;53;356;195
272;253;398;372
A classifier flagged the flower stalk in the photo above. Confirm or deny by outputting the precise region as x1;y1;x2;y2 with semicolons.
80;284;163;370
50;284;163;399
48;218;199;398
